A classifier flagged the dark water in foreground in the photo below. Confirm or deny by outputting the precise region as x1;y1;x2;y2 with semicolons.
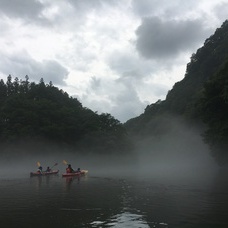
0;170;228;228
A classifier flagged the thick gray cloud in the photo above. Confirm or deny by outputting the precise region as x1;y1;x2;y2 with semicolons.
131;0;198;18
108;52;143;76
110;91;146;122
75;75;147;122
0;0;44;21
110;77;148;121
214;2;228;22
0;52;68;86
90;76;101;90
0;0;119;30
135;17;212;60
108;51;157;79
68;0;117;11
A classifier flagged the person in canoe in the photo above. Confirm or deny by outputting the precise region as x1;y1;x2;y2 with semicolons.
66;164;75;173
37;166;43;173
45;166;51;172
76;168;81;173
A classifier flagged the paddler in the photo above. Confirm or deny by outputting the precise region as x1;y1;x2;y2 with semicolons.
37;166;43;173
76;168;81;173
66;164;75;173
45;166;51;172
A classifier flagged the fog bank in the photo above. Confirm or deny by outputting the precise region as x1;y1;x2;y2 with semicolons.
0;116;219;180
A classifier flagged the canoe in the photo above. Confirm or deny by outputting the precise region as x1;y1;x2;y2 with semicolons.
30;170;59;177
62;170;88;177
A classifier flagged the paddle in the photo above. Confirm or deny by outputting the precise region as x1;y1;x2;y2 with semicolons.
63;160;76;173
36;161;42;173
50;162;58;170
63;160;68;165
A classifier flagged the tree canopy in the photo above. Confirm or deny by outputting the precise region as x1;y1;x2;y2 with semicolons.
0;75;132;155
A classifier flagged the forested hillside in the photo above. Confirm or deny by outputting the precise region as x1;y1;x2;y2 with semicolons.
125;20;228;165
0;75;132;155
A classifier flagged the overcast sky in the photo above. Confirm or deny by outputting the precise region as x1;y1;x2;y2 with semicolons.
0;0;227;122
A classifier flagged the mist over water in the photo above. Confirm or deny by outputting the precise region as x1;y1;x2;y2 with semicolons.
0;118;227;227
128;117;218;183
0;131;218;183
0;115;220;182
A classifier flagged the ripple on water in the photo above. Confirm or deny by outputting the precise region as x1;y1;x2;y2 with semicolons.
90;211;168;228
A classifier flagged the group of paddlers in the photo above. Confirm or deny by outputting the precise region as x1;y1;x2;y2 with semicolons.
66;164;81;173
37;166;51;172
37;163;80;173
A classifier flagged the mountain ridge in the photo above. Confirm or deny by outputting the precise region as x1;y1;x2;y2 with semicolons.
124;20;228;165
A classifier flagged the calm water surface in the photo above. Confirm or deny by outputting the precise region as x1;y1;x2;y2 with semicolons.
0;170;228;228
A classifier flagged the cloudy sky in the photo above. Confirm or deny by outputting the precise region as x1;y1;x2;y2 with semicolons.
0;0;228;122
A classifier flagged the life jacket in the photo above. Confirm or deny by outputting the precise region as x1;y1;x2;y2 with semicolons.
66;168;71;173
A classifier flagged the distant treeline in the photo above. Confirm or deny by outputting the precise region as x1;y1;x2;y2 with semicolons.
0;75;132;155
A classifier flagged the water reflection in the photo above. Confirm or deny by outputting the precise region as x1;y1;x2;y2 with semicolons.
91;211;151;227
64;176;80;191
88;178;169;227
0;171;228;227
30;174;59;190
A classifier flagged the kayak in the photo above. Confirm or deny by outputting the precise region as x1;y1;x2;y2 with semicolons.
30;170;59;177
62;170;88;177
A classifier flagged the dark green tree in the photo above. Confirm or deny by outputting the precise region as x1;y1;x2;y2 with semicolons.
197;60;228;164
0;76;132;155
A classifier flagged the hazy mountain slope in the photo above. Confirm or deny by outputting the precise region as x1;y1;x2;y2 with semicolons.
125;20;228;165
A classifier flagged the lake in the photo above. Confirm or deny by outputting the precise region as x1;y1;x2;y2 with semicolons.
0;168;228;228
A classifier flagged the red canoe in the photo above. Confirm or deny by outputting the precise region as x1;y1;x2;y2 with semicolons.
30;170;59;177
62;170;88;177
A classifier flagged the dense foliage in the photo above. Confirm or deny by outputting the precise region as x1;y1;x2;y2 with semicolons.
125;20;228;165
165;20;228;117
197;60;228;165
0;75;132;155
